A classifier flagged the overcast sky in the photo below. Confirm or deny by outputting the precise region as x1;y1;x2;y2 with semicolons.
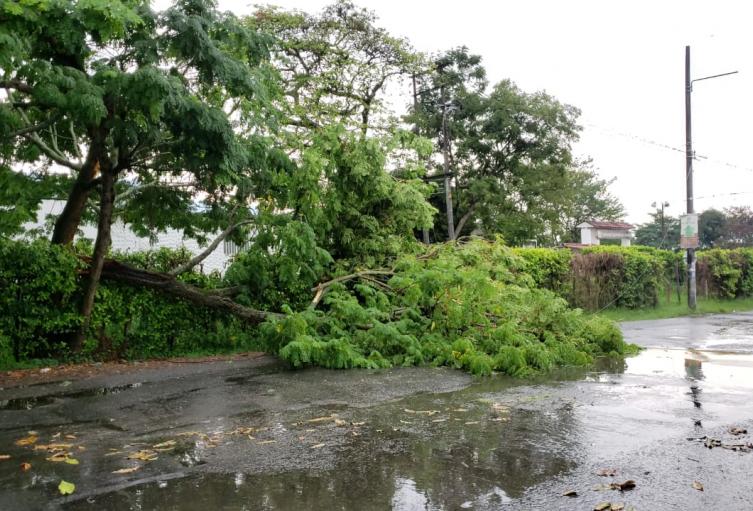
212;0;753;224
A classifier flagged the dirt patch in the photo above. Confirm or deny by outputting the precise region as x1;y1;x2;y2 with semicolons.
0;352;267;389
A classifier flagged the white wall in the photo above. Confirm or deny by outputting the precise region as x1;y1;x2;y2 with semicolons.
22;200;235;274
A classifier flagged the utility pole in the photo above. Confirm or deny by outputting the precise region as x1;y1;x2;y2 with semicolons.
684;45;737;310
685;45;697;310
441;84;455;241
413;73;430;244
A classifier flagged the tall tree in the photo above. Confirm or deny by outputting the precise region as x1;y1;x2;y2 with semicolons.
698;208;726;248
557;163;625;243
634;211;680;248
247;1;423;138
1;0;280;349
721;206;753;248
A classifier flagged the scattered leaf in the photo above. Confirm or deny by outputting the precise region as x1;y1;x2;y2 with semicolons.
334;419;347;427
692;480;704;491
562;489;577;497
611;504;625;511
464;421;480;425
311;443;325;449
20;462;31;471
729;427;747;436
351;421;366;427
305;415;337;423
58;480;75;495
15;435;38;446
610;480;636;491
46;453;70;463
594;502;611;511
112;467;140;474
452;408;469;412
432;418;447;423
104;451;122;457
0;455;10;461
64;458;79;465
51;432;61;439
152;440;176;450
126;450;158;461
596;468;617;477
64;435;77;440
256;440;276;445
403;409;439;416
34;443;74;451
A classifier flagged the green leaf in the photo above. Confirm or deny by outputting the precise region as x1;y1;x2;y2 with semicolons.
58;480;75;495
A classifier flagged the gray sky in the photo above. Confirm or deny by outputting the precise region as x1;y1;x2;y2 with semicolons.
215;0;753;224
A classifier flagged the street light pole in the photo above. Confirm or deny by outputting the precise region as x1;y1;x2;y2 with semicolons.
684;45;737;310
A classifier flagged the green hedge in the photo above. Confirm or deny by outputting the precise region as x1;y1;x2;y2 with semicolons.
0;239;257;365
516;245;685;311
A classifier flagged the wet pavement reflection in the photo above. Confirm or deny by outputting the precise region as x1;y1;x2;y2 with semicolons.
1;314;752;510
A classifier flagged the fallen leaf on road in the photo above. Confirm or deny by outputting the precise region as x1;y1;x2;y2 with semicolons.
112;467;140;474
432;418;447;423
729;427;747;436
15;435;38;446
153;440;176;450
594;502;611;511
351;421;365;426
126;450;158;461
610;480;636;491
311;443;325;449
692;480;704;491
58;480;75;495
0;455;10;461
464;421;480;425
596;468;617;477
46;452;71;462
452;408;469;412
562;489;577;497
256;440;276;445
64;457;79;465
306;415;337;423
611;503;625;511
104;451;122;457
403;409;439;416
34;443;74;451
334;419;347;427
20;462;31;471
65;435;77;440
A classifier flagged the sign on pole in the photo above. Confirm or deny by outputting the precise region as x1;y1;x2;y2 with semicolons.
680;213;699;249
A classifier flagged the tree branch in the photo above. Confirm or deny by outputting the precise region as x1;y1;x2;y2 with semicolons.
0;79;33;94
454;203;477;239
16;110;82;170
169;218;255;276
310;270;394;307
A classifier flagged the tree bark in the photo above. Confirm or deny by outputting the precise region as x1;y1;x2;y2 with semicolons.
71;165;115;352
51;137;104;245
93;260;277;324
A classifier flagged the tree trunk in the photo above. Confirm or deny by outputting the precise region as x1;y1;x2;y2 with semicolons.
51;137;104;245
71;166;115;352
94;260;277;324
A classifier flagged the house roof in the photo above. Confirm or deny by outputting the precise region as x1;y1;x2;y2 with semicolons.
578;220;634;230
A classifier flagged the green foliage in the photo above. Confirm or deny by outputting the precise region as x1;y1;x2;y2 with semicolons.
258;239;632;376
0;239;258;366
0;239;81;361
513;247;572;295
697;248;753;299
224;220;333;311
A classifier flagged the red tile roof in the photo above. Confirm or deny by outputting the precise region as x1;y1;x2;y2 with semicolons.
585;220;634;230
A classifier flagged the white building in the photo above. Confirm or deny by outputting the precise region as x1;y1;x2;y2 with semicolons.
577;220;634;247
22;199;239;274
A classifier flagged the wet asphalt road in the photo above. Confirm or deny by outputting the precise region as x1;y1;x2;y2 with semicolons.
1;313;752;510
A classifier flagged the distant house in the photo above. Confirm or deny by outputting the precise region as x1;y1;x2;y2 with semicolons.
576;220;634;247
22;199;241;274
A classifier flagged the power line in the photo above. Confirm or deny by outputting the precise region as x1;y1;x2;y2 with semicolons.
584;122;753;174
